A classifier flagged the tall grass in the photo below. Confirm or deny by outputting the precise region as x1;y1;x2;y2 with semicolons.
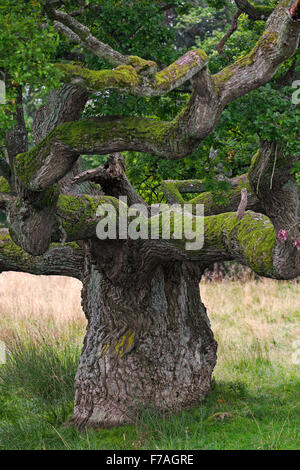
0;271;299;450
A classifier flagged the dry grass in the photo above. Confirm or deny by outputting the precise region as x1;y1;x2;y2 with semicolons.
0;272;86;347
201;279;300;377
0;271;299;373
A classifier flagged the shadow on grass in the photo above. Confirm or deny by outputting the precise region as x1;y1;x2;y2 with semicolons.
0;337;299;450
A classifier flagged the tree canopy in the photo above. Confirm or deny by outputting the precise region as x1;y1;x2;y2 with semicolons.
1;1;298;204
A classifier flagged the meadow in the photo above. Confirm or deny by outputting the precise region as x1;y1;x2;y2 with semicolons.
0;271;299;450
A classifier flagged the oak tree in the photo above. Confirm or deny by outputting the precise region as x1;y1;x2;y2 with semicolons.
0;0;299;428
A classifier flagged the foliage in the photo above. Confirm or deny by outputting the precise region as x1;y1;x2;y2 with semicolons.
0;0;61;144
0;1;59;87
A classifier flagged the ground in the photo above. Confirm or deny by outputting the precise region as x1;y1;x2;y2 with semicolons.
0;272;299;450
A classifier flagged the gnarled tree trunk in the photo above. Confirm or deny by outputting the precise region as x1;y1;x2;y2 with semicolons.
68;255;217;428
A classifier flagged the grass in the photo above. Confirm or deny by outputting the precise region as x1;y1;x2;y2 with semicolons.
0;272;299;450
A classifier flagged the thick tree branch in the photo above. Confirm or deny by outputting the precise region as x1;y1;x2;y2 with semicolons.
47;7;128;67
6;85;97;256
0;229;84;279
72;153;148;208
162;174;262;215
234;0;273;21
14;116;196;192
52;193;283;279
31;84;100;197
56;49;209;97
213;0;300;106
162;179;206;204
31;84;99;196
32;84;88;144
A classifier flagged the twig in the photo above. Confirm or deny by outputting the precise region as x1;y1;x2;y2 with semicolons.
217;10;242;55
270;144;278;190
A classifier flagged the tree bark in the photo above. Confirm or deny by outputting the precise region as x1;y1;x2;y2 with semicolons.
67;255;217;429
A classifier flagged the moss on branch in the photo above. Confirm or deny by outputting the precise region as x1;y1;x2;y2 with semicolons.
154;49;208;91
56;193;120;240
0;230;82;275
56;63;140;91
55;49;208;96
32;185;60;210
127;56;157;74
14;116;189;192
14;132;56;187
204;211;276;275
57;117;170;150
0;177;11;194
212;29;280;93
161;181;185;204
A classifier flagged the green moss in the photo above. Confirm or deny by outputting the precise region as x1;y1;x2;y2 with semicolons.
190;191;215;212
114;330;135;358
58;116;170;151
32;185;59;210
204;211;276;275
15;149;39;187
0;231;33;267
212;31;279;92
128;56;157;74
249;149;261;175
258;31;279;51
56;63;140;91
114;65;140;87
155;49;208;90
228;212;276;275
56;194;120;239
212;68;234;93
204;212;231;249
14;129;56;187
0;177;11;194
161;181;185;204
13;197;22;209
